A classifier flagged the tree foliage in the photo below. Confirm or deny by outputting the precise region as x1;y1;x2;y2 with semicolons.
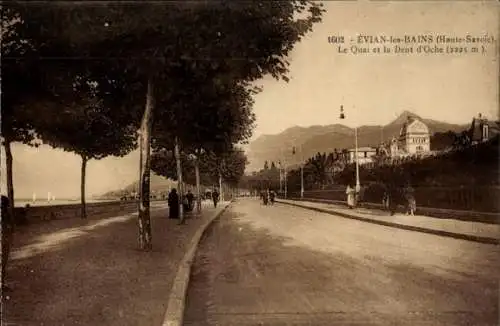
151;147;248;187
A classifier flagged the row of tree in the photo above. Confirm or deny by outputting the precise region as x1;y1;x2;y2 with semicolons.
240;150;350;193
2;2;325;250
240;128;495;194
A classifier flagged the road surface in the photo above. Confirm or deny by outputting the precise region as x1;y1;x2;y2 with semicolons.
183;198;499;326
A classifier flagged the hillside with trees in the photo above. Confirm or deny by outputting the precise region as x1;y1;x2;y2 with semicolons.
246;110;467;171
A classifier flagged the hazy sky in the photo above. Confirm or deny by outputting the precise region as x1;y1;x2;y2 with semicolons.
251;1;499;137
2;1;498;199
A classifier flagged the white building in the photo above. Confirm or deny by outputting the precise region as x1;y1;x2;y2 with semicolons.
390;116;431;157
347;147;377;165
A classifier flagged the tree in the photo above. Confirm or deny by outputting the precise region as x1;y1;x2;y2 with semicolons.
152;147;248;189
453;130;472;151
431;131;457;151
11;1;324;250
217;148;249;187
150;64;257;214
264;161;269;170
34;89;137;218
271;161;277;171
1;7;44;212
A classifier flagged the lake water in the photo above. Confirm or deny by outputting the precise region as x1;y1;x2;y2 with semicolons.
14;198;118;208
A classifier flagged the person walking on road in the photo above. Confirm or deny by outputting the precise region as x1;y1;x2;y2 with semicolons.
262;189;269;205
269;189;276;205
186;190;195;212
346;184;356;209
212;189;220;208
404;184;416;216
168;188;179;219
382;186;390;211
387;182;401;216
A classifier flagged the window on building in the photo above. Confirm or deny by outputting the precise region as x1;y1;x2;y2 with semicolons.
416;146;423;152
364;152;367;158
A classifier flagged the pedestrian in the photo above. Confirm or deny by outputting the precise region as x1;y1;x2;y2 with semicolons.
1;195;14;291
168;188;179;219
263;189;269;205
387;182;400;216
186;190;195;212
212;189;219;208
404;184;416;216
382;190;390;211
269;189;276;205
346;184;356;209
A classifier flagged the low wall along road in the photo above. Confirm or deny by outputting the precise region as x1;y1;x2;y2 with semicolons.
12;200;155;224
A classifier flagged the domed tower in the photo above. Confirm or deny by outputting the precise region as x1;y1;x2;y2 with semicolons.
399;115;430;154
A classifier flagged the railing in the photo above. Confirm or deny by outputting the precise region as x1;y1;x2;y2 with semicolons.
282;186;500;213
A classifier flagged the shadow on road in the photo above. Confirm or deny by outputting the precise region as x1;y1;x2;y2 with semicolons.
184;206;498;326
4;207;213;326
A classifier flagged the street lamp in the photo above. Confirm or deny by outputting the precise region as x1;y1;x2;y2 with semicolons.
340;105;361;192
279;148;288;199
292;145;304;199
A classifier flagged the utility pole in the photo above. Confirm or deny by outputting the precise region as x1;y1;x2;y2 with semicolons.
340;104;361;193
293;145;304;199
284;164;287;199
300;145;305;199
174;137;184;224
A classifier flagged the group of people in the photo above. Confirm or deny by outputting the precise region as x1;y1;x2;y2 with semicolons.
260;189;276;205
167;188;220;219
346;183;417;216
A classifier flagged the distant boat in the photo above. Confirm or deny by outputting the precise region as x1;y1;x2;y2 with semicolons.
47;192;52;202
32;192;37;203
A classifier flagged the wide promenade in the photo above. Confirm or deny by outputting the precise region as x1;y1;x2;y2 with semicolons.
4;200;229;326
184;198;499;325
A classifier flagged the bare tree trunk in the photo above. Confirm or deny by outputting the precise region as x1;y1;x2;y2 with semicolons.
80;155;88;219
4;140;15;216
174;137;184;223
194;154;202;214
2;139;15;289
137;78;154;251
219;172;223;202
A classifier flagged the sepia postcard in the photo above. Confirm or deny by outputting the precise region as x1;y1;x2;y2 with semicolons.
1;1;499;325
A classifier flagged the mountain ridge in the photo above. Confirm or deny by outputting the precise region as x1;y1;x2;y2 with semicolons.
246;111;469;171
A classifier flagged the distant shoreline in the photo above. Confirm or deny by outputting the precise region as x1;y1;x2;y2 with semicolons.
14;198;118;208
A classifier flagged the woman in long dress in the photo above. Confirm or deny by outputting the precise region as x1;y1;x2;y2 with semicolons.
168;189;179;219
346;184;356;209
404;185;416;215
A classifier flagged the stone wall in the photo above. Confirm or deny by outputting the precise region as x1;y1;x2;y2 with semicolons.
287;186;500;213
12;200;145;225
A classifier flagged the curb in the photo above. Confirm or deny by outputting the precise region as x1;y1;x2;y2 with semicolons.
285;197;499;224
161;200;233;326
278;200;499;246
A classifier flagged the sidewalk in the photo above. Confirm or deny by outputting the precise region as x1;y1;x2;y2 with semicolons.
3;200;230;326
278;199;499;245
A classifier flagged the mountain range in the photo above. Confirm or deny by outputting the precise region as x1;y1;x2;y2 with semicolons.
97;111;468;196
245;111;469;171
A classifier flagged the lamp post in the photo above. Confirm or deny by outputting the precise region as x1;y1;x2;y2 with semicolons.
301;163;304;199
292;145;304;199
284;163;287;200
340;105;360;192
280;148;288;199
279;161;283;194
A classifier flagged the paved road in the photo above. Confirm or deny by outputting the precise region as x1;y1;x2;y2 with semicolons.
183;198;499;326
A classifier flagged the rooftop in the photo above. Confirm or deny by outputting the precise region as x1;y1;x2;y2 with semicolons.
348;147;377;152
